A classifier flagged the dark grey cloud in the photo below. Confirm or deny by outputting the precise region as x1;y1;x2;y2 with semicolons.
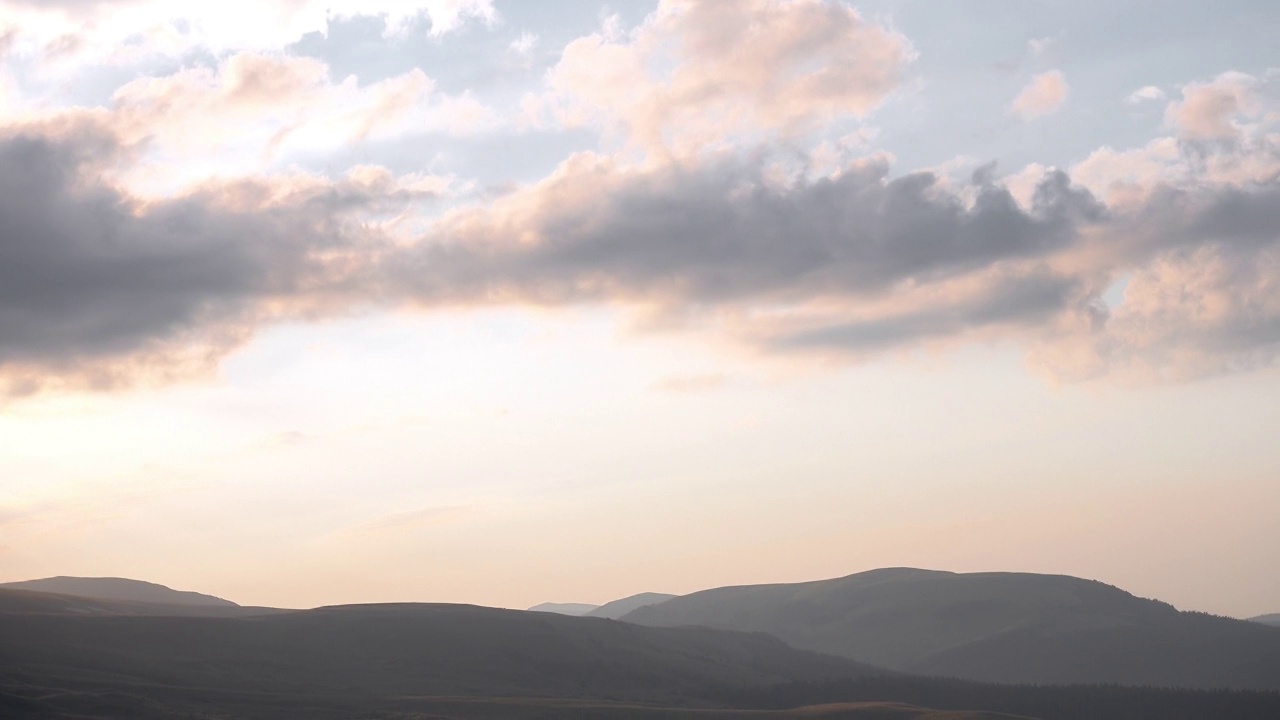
772;271;1085;353
393;159;1102;307
3;122;1279;391
385;152;1279;378
0;127;387;388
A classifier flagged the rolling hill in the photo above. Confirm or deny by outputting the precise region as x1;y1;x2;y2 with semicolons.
4;586;1280;719
0;576;237;608
588;592;678;619
1250;613;1280;627
620;568;1280;689
0;588;885;718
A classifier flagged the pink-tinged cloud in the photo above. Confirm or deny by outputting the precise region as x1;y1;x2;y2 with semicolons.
1011;70;1068;120
536;0;913;156
1;2;1278;400
1164;71;1267;142
3;86;1280;393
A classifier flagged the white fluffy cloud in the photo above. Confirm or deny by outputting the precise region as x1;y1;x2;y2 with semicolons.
1126;85;1166;104
0;0;497;75
1164;71;1268;142
533;0;912;157
6;52;493;195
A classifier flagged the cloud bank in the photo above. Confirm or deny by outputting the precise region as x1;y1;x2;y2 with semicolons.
0;0;1277;394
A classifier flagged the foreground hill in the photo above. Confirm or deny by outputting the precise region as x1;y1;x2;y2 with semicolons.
0;590;883;718
588;592;678;619
4;588;1279;719
0;576;236;608
621;568;1280;689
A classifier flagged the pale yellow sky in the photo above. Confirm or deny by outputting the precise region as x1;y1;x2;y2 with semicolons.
1;0;1279;621
3;309;1276;617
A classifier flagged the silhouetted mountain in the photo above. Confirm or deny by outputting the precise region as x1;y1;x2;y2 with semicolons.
528;601;598;615
0;588;284;618
0;589;887;719
0;576;236;608
5;588;1279;719
588;592;678;619
621;568;1280;690
1251;613;1280;627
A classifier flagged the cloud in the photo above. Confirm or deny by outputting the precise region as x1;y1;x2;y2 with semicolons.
7;51;490;195
1011;70;1068;120
1126;85;1166;104
0;0;498;63
2;6;1279;400
509;31;538;55
1027;37;1054;56
0;125;436;394
533;0;912;157
5;91;1279;393
391;155;1097;309
1164;71;1269;142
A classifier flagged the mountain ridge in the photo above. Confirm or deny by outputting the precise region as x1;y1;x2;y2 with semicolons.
0;576;237;608
619;567;1280;690
527;601;598;615
588;592;678;619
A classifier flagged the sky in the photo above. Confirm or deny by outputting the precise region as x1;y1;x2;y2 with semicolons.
0;0;1277;618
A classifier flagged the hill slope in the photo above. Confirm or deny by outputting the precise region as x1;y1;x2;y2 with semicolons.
621;568;1280;689
4;588;1279;719
528;601;598;615
0;592;885;718
0;588;282;618
1251;613;1280;627
589;592;678;619
0;576;236;608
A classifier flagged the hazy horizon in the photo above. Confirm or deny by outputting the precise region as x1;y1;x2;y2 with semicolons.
1;0;1278;621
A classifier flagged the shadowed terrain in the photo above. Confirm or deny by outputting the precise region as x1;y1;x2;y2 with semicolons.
0;588;885;718
0;587;285;618
621;568;1280;689
4;586;1280;719
589;592;679;619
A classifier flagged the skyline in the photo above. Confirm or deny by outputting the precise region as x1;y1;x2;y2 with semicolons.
1;0;1277;618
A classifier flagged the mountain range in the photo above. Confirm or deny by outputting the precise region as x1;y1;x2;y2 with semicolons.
589;592;678;619
4;569;1280;718
620;568;1280;690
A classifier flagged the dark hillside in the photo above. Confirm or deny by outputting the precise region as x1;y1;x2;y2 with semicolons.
622;568;1280;689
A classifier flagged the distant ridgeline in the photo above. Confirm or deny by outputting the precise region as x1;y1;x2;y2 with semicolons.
3;569;1279;718
619;568;1280;690
0;576;237;608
